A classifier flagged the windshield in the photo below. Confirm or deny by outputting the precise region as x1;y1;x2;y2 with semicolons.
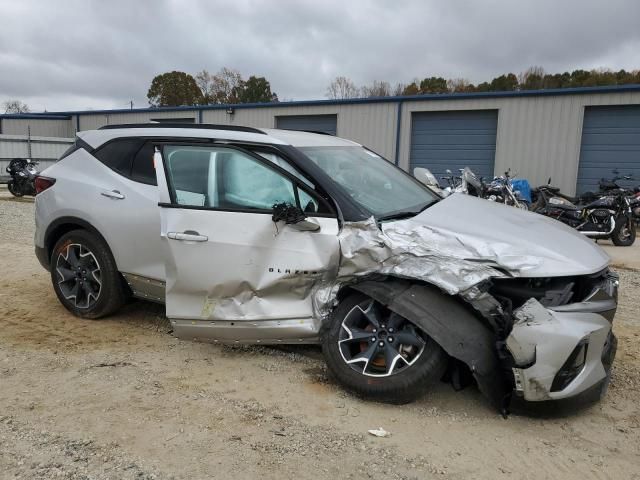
299;146;438;219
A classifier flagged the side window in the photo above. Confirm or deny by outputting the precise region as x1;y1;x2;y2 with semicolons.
254;150;331;214
221;153;296;209
93;138;144;177
130;142;157;185
164;146;296;210
255;151;314;188
298;187;320;213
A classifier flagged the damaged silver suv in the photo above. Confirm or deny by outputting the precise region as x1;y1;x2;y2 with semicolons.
34;123;618;411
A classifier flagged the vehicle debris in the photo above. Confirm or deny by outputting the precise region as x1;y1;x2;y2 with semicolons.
367;427;391;438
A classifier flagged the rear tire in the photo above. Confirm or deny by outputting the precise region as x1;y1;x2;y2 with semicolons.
50;230;126;319
322;292;447;404
611;216;636;246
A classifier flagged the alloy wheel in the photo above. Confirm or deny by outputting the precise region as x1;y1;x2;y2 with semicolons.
338;300;427;377
55;243;102;309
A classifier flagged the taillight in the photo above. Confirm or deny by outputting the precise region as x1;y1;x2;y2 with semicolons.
34;176;56;194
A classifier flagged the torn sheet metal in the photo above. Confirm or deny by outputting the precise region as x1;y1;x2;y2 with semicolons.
312;191;613;318
312;210;541;318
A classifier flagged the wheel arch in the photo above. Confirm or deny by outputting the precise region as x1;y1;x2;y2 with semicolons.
346;277;510;409
44;217;113;268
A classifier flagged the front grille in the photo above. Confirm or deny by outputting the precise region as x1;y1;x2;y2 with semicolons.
490;269;615;310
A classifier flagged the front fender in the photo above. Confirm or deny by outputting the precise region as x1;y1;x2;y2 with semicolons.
351;279;510;410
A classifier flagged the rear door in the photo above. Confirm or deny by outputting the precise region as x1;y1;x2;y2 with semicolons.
155;143;340;340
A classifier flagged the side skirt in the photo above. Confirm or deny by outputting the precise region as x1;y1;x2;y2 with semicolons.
170;317;322;345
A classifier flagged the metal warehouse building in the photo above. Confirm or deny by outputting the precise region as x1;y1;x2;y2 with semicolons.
2;84;640;194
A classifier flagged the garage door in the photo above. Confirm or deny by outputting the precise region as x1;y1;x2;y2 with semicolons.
276;114;337;135
577;105;640;194
409;110;498;182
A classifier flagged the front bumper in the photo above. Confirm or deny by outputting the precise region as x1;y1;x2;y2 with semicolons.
506;272;618;402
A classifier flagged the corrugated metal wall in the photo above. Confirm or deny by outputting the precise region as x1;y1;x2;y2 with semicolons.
3;89;640;194
201;102;398;160
78;109;198;131
1;118;73;138
66;104;398;161
0;134;74;181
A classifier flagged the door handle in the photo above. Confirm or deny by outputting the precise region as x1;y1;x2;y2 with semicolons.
101;189;125;200
167;230;208;242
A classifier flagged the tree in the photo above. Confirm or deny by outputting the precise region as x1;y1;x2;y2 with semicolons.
519;66;545;90
488;73;518;91
419;77;448;94
235;76;277;103
392;83;406;96
447;78;475;93
326;76;360;99
196;67;243;104
147;71;203;107
361;80;392;97
402;82;420;95
3;100;30;114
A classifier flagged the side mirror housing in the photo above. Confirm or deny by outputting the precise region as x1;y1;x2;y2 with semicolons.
272;202;321;232
290;218;321;232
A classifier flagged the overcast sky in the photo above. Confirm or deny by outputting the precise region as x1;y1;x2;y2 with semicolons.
1;0;640;112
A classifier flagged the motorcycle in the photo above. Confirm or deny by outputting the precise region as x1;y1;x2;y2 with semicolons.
6;158;39;197
631;188;640;223
436;167;485;197
531;181;636;246
484;170;530;210
590;171;640;226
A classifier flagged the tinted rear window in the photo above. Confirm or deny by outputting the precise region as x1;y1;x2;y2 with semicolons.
94;138;144;177
131;142;157;185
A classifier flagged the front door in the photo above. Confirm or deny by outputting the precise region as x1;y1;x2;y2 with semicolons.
154;143;340;342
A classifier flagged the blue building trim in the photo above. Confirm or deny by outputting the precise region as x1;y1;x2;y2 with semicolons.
394;101;403;165
0;113;71;120
1;84;640;120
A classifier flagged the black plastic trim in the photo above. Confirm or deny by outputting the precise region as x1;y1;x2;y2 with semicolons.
98;123;266;134
43;217;112;267
157;202;337;218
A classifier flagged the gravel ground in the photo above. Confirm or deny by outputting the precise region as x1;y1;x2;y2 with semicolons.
1;197;639;479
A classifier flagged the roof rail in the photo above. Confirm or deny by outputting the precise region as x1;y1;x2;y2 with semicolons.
97;123;266;134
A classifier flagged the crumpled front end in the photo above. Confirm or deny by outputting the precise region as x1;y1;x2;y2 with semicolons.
312;194;618;409
505;270;618;401
312;214;542;319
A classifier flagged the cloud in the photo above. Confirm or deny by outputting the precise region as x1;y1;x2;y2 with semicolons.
1;0;639;111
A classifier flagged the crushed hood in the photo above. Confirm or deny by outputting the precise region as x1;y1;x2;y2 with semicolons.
405;194;610;278
313;194;610;317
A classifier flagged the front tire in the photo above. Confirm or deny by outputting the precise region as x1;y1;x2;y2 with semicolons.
322;292;447;404
50;230;126;318
611;216;636;246
7;180;23;197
